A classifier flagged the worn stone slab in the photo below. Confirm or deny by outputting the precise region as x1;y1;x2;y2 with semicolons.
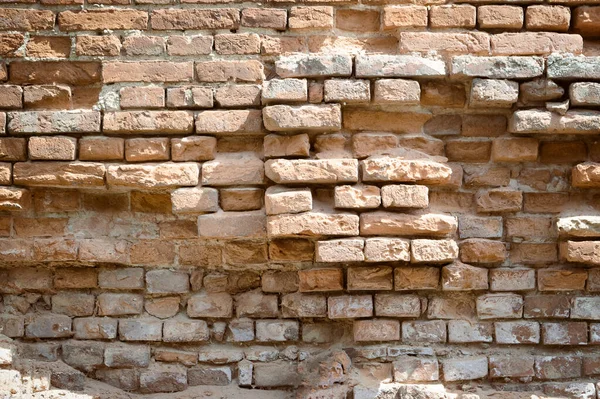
275;54;352;78
355;55;446;78
8;111;100;134
509;109;600;134
557;216;600;237
263;104;341;132
548;55;600;79
361;212;458;236
265;159;358;184
107;163;199;189
268;212;359;237
451;56;545;79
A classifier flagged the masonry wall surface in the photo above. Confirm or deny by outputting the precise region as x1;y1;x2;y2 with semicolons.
1;1;600;398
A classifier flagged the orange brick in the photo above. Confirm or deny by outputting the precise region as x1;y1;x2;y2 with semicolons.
526;5;570;32
430;5;476;28
478;6;523;29
299;269;343;292
336;9;380;32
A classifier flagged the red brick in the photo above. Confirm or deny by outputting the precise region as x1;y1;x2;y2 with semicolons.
336;9;380;32
151;9;240;30
76;35;121;56
241;8;287;30
299;269;343;292
0;9;55;31
26;36;71;58
58;9;148;31
9;61;101;86
538;269;587;291
430;5;476;29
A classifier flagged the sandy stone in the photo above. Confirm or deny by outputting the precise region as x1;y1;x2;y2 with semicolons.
361;212;457;237
334;185;380;209
268;212;359;237
265;186;312;215
362;156;452;184
265;159;358;184
263;104;341;132
316;239;364;262
411;239;458;264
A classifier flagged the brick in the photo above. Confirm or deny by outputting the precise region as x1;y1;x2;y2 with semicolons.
23;85;71;110
28;137;77;161
430;5;475;28
538;269;587;291
399;32;489;54
0;139;26;162
52;292;95;316
460;238;506;264
167;35;212;56
361;157;452;184
254;362;300;387
242;8;287;30
188;292;233;318
361;212;457;237
477;293;523;319
196;60;264;83
58;9;148;31
299;269;343;292
76;35;121;56
489;356;535;378
220;188;263;212
452;56;544;79
574;6;600;36
476;188;522;213
336;9;379;32
122;35;164;56
364;238;410;263
375;294;420;317
140;364;186;393
442;261;488;291
171;137;216;162
107;163;198;189
214;85;261;107
542;322;587;345
0;86;22;109
281;292;326;318
26;36;71;59
328;295;373;319
442;357;487;382
79;137;124;161
103;62;193;83
356;54;446;78
0;33;24;57
511;243;557;265
196;110;263;134
445;141;491;163
393;357;439;382
54;268;97;289
171;187;218;214
402;320;446;343
214;33;259;55
289;7;333;30
125;138;169;162
0;9;55;31
527;5;570;32
198;211;265;239
202;154;263;186
265;187;311;215
373;79;420;104
73;317;117;340
151;9;239;30
97;293;143;316
256;320;299;341
470;79;518;108
383;6;427;28
263;104;341;132
535;356;582;380
26;314;71;338
348;266;393;291
395;267;440;290
495;321;540;344
104;344;150;368
14;162;105;188
188;366;231;386
120;87;164;109
448;321;493;343
478;5;523;29
354;319;400;342
8;110;100;134
266;159;357;185
276;54;352;78
524;295;570;319
411;239;458;264
491;33;582;56
491;138;539;162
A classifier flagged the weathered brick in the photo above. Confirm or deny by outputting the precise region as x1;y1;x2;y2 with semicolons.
402;320;446;343
0;9;55;31
354;319;400;342
478;5;523;29
328;295;373;319
8;110;100;134
151;9;239;30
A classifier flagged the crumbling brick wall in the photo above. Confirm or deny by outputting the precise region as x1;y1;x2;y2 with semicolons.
1;1;600;398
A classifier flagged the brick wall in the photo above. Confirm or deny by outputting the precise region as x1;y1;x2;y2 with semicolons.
1;0;600;397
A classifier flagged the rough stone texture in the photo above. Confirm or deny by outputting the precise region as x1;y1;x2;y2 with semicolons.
0;2;597;397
